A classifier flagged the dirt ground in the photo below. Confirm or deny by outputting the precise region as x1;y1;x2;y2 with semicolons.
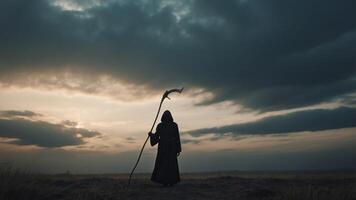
1;170;355;200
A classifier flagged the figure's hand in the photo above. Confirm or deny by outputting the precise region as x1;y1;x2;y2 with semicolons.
176;152;180;157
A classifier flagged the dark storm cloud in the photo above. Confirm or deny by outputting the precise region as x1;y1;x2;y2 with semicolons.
0;0;355;111
180;134;238;144
0;111;101;148
340;94;356;106
61;120;78;127
187;106;356;137
181;138;201;144
0;110;41;118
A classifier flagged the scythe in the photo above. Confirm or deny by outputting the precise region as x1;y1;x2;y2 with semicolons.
127;87;184;187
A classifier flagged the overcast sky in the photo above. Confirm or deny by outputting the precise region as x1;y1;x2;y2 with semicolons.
0;0;355;173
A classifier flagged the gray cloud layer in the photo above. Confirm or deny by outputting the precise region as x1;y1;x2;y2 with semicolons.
187;107;356;137
1;131;355;173
0;110;100;147
0;110;41;118
0;0;355;111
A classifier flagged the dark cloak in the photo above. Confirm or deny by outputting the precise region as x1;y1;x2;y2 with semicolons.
150;110;181;184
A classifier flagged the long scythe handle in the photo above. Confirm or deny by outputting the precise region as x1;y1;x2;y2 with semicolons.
127;87;184;187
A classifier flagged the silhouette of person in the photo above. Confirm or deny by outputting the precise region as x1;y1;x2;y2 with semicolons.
148;110;181;186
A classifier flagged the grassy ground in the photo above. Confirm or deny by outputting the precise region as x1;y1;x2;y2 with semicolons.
1;167;355;200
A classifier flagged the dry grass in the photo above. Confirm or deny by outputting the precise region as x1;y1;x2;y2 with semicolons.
0;167;355;200
0;166;50;200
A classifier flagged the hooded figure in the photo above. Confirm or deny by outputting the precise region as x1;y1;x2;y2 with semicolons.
149;110;181;186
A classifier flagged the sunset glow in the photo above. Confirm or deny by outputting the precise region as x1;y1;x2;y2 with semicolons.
0;0;355;174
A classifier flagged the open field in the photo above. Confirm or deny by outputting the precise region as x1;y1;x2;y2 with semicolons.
1;167;355;200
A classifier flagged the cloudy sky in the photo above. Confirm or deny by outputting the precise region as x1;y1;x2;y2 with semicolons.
0;0;355;173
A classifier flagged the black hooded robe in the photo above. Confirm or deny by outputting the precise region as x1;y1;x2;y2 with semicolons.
149;112;181;185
